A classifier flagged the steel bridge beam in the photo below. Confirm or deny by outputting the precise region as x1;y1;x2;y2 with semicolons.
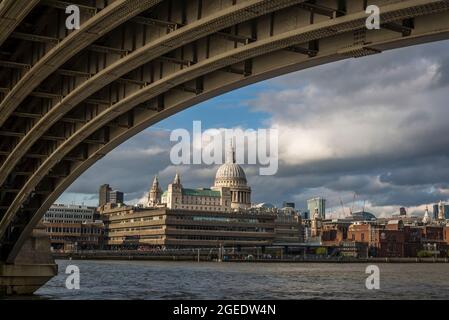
8;11;449;262
0;0;308;188
0;0;163;128
0;0;40;47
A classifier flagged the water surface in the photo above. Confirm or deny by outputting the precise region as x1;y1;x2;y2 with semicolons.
35;260;449;300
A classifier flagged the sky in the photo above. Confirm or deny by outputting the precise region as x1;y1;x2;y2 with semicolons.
58;39;449;218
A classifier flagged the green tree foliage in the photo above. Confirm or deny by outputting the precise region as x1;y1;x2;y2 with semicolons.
417;250;434;258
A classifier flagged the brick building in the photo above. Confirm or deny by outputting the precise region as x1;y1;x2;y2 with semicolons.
343;221;449;258
347;223;405;257
321;221;350;246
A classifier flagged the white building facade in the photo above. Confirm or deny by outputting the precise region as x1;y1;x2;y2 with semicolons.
148;146;251;212
43;204;97;223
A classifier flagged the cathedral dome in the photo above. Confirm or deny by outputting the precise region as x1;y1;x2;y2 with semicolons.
214;142;251;191
214;162;247;187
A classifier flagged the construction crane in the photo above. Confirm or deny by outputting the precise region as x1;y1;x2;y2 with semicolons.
350;192;357;215
339;197;347;217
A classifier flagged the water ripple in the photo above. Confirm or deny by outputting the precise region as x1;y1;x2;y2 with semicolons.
33;260;449;300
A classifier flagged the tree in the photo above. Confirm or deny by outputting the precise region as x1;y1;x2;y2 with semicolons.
417;250;433;258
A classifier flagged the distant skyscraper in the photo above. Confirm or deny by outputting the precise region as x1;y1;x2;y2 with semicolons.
433;204;439;220
301;210;310;220
307;197;326;219
109;190;124;205
99;184;112;206
438;201;444;220
282;202;295;209
399;207;407;216
99;184;124;206
433;203;449;220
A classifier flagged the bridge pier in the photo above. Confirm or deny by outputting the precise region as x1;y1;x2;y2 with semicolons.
0;223;57;296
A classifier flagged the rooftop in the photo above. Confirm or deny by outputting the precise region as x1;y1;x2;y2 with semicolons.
162;188;221;197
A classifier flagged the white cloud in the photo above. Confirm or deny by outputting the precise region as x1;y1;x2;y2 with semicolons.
254;55;445;167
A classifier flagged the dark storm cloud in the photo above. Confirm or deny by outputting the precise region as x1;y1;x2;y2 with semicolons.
245;40;449;213
66;130;173;202
274;40;449;94
434;51;449;88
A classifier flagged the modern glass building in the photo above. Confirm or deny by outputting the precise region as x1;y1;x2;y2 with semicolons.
307;197;326;219
433;203;449;220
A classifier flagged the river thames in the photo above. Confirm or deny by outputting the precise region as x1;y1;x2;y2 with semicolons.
31;260;449;300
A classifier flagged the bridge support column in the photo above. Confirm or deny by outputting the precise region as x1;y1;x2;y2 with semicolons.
0;223;57;296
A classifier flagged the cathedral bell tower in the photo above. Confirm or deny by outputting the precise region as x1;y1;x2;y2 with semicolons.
167;171;182;209
148;175;162;207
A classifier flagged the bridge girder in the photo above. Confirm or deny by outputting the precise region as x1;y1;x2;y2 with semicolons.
0;0;163;128
0;0;307;189
0;0;40;47
1;0;449;263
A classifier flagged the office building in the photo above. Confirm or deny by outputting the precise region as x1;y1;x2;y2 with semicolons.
42;204;104;251
307;197;326;219
99;184;124;206
433;201;449;220
282;202;295;209
301;210;310;220
99;184;112;206
109;190;124;205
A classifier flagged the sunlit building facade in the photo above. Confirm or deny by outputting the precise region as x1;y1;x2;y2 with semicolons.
148;145;250;212
307;197;326;219
42;204;104;251
101;145;302;249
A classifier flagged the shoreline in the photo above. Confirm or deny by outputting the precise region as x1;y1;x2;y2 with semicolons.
53;253;449;263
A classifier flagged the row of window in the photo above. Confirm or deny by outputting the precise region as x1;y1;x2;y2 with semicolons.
174;225;271;232
50;236;100;241
174;235;268;241
45;213;92;219
182;196;221;205
174;216;260;224
109;226;163;233
109;235;163;241
173;205;228;211
48;208;93;214
47;227;102;234
44;219;92;224
109;216;164;224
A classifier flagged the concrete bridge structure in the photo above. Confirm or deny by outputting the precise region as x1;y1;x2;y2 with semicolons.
1;0;449;295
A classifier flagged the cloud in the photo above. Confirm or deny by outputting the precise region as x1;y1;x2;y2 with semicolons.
60;39;449;217
245;40;449;212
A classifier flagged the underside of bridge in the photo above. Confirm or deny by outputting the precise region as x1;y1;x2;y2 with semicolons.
0;0;449;294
